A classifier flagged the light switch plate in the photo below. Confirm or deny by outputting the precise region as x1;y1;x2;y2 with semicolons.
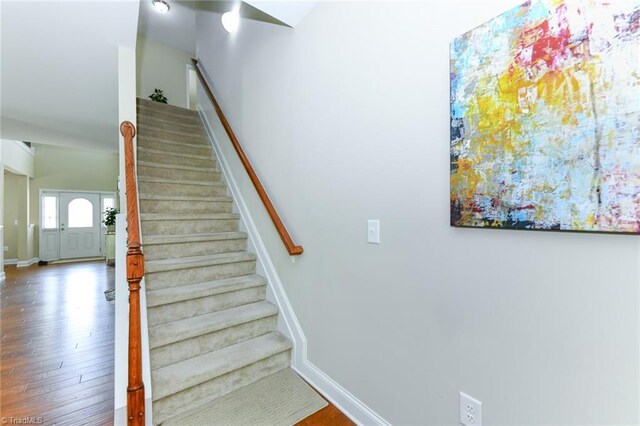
367;220;380;244
13;219;18;226
3;246;8;252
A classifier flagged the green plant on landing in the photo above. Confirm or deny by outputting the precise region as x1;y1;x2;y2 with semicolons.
149;88;168;104
103;207;119;227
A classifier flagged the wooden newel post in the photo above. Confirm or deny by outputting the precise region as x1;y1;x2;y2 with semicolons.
121;121;146;426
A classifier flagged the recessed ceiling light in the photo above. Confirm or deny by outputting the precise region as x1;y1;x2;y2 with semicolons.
221;11;240;33
152;0;170;13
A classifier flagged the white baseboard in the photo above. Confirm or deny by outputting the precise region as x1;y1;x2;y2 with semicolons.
4;258;18;266
293;361;390;426
49;257;104;265
198;105;389;426
17;257;39;268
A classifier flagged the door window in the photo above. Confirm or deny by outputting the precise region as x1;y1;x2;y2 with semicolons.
68;198;93;228
101;197;115;228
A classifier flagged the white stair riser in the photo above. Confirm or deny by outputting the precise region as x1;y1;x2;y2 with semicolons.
137;139;212;156
138;149;215;168
141;218;239;235
139;199;233;215
139;182;227;197
144;238;247;261
150;316;277;368
148;286;267;327
145;261;256;290
137;165;220;181
152;352;290;425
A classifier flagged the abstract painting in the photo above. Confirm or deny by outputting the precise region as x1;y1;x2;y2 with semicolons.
450;0;640;233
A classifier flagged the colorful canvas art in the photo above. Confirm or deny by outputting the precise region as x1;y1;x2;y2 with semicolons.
450;0;640;233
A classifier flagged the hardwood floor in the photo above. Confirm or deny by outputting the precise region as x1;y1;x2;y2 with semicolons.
0;261;352;426
296;403;354;426
0;261;115;425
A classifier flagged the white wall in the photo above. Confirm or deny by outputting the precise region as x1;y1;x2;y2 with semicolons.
30;144;119;221
137;36;193;109
2;141;35;265
2;140;35;177
195;2;640;425
4;171;24;261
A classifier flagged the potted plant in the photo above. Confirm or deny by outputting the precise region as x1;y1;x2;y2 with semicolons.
103;207;119;265
103;207;119;233
149;88;168;104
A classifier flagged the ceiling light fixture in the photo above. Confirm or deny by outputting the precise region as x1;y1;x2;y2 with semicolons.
221;11;240;34
152;0;170;13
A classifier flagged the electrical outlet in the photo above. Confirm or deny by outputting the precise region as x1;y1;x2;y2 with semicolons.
3;246;8;252
460;392;482;426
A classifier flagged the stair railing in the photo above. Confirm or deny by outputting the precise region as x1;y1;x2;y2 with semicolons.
191;58;304;256
120;121;146;426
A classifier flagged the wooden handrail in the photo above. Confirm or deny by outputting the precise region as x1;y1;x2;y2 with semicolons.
121;121;146;426
191;58;303;256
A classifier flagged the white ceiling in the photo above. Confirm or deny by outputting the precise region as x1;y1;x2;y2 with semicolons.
243;1;317;27
137;0;317;54
138;0;196;53
0;1;140;152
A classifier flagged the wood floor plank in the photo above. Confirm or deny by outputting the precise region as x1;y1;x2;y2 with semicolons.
296;402;356;426
2;359;113;386
0;261;114;424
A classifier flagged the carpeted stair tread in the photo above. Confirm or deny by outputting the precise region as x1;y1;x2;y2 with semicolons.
136;135;210;148
136;103;200;123
137;161;216;172
141;212;238;221
146;274;266;307
137;98;199;114
161;368;327;426
137;133;209;148
144;231;246;245
137;107;200;120
137;176;226;187
139;194;231;203
137;96;293;420
146;251;256;273
136;114;202;130
138;123;206;138
149;301;279;349
137;114;204;130
138;125;207;139
137;146;212;160
152;331;292;401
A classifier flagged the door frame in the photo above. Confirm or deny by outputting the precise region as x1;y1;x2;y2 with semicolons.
38;189;117;262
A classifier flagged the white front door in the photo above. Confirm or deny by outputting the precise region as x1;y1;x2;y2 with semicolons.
59;193;101;259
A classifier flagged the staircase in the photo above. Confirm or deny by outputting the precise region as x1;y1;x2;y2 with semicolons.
135;98;292;424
